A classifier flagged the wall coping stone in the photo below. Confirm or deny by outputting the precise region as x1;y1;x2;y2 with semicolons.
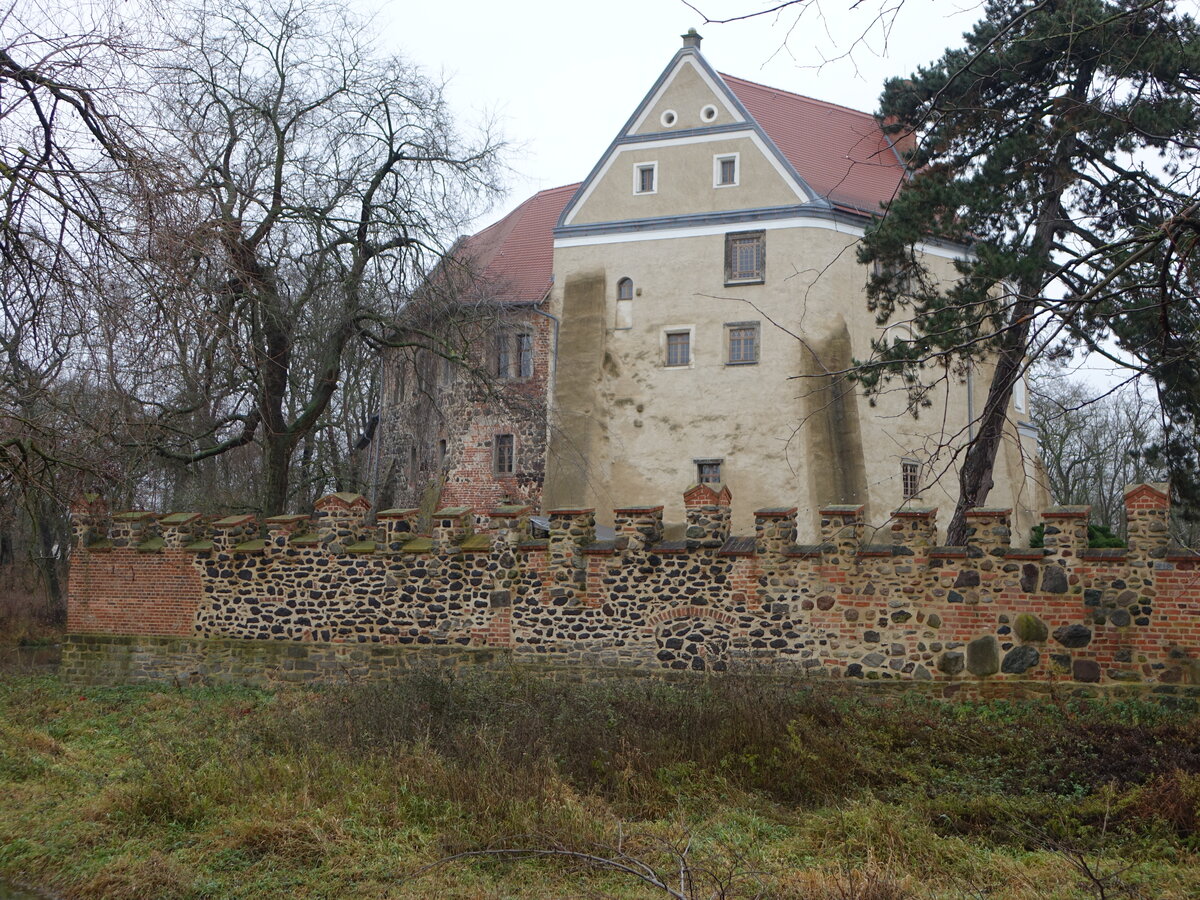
233;539;266;554
459;535;493;552
433;507;471;517
965;507;1011;516
290;533;321;546
346;540;377;554
212;514;256;528
112;510;155;523
316;492;370;510
929;546;969;558
264;513;309;525
1043;506;1091;518
718;536;757;556
547;507;596;516
614;505;665;514
519;538;549;550
86;538;114;552
136;537;165;553
402;537;434;553
492;504;533;516
820;504;865;515
377;508;419;519
182;539;212;552
892;506;937;517
159;512;203;526
1004;548;1046;560
1162;549;1197;563
754;506;798;518
857;544;895;558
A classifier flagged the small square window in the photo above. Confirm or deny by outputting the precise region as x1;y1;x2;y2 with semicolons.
902;460;920;499
725;231;764;283
696;459;722;485
714;154;739;187
665;331;690;367
726;322;759;365
494;434;515;475
634;162;657;194
517;333;534;378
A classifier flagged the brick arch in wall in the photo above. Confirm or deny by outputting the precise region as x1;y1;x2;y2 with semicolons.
648;607;738;672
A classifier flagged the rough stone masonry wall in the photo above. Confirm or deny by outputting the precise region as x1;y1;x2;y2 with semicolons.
66;483;1200;686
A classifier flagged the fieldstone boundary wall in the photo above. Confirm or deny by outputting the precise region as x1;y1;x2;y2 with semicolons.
66;483;1200;687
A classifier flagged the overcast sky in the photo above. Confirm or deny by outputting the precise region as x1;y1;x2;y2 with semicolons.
370;0;981;227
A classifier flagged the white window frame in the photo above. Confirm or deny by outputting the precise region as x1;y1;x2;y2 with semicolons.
661;325;695;369
633;161;658;195
1013;374;1028;414
713;152;740;188
901;458;920;500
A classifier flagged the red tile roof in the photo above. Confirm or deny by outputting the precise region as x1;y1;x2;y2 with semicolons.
721;73;908;215
453;182;580;303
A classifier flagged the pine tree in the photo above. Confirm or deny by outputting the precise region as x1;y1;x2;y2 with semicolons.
857;0;1200;541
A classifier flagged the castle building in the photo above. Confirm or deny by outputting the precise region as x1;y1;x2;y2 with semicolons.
379;31;1046;542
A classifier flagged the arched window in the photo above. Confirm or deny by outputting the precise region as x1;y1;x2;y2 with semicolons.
616;277;634;329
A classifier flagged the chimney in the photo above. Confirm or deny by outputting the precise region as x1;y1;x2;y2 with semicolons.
682;28;702;50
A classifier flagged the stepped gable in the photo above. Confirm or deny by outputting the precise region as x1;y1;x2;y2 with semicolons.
720;73;908;215
451;182;580;303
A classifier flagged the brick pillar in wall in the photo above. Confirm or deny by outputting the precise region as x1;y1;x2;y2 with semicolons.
1042;506;1090;560
614;506;664;552
69;494;109;549
1125;483;1170;563
754;507;797;559
263;513;309;553
110;511;156;549
431;507;473;551
890;507;937;555
819;505;864;563
547;507;595;594
159;512;204;550
313;493;370;551
963;508;1012;558
490;504;532;547
377;508;419;552
683;483;732;549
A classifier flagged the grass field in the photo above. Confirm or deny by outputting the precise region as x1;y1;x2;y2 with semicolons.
0;670;1198;898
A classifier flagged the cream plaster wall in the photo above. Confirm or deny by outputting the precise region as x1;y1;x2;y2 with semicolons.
544;223;1047;542
629;58;739;136
568;135;803;225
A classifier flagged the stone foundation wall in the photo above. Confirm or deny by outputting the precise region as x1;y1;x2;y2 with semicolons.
66;483;1200;686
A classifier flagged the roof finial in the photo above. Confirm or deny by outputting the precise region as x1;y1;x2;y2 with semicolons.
682;28;702;50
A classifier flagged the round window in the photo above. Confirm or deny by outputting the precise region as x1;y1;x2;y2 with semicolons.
701;104;718;122
660;109;678;127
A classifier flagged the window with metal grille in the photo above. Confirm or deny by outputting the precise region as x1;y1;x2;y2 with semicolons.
666;331;690;367
902;460;920;499
725;231;764;283
726;322;759;365
494;434;515;475
696;460;722;484
617;277;633;300
517;333;533;377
